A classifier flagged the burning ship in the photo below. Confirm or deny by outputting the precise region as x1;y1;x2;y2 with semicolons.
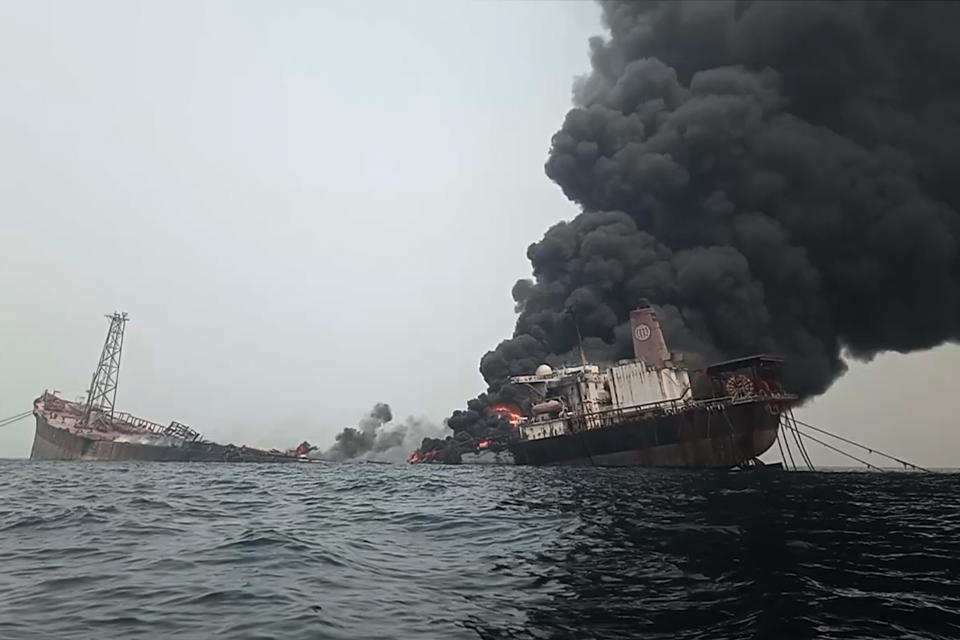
31;313;305;463
413;302;795;468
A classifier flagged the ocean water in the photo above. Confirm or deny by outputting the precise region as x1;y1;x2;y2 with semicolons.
1;461;958;640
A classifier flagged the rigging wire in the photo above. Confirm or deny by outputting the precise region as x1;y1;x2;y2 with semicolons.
775;429;789;469
784;412;815;470
789;425;814;470
792;418;930;472
780;418;798;471
795;428;815;469
0;410;32;428
792;428;885;472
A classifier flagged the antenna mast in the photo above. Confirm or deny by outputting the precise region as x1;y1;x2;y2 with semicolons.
83;312;129;426
564;307;587;366
575;319;587;366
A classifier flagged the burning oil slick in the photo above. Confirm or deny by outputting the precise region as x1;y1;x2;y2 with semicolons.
410;404;521;464
318;403;448;463
411;0;960;462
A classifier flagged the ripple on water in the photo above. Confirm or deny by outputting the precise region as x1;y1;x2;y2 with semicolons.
1;462;960;640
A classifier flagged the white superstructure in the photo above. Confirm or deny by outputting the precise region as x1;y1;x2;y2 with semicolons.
509;303;691;442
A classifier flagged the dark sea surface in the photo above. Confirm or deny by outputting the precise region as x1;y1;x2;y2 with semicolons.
1;461;959;640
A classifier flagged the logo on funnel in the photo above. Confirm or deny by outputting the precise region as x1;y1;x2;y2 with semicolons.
634;324;651;341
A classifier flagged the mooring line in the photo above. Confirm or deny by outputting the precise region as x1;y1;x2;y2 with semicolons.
776;429;789;470
789;425;814;470
785;412;815;470
792;418;930;472
0;410;32;428
780;418;798;471
792;428;884;471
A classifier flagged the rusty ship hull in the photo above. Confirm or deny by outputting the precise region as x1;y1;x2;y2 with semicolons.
30;394;301;463
506;400;780;468
32;313;309;463
31;414;262;462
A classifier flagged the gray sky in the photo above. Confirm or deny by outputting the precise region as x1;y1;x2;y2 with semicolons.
1;0;957;468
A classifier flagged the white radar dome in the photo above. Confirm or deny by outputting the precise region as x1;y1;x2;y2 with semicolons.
535;364;553;377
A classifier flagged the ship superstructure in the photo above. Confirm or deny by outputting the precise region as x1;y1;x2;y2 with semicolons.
503;303;795;467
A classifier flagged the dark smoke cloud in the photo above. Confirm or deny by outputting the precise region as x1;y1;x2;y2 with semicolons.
324;403;448;462
435;0;960;442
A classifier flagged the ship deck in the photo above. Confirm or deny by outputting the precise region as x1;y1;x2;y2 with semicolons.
31;393;308;462
34;394;183;443
518;391;796;442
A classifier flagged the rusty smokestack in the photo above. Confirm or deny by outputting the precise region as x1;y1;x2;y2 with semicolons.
630;300;670;368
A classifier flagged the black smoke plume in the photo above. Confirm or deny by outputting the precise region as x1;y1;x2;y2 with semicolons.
323;403;447;462
432;0;960;444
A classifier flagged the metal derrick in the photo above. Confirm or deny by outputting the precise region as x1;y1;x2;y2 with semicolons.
82;312;128;427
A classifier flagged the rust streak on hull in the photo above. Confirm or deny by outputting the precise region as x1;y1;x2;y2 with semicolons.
33;415;221;462
509;402;781;468
30;395;302;463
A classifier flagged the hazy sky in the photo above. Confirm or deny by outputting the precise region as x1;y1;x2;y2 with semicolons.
1;1;957;468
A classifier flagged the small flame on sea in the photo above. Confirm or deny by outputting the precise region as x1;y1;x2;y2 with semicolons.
491;404;523;427
408;449;440;464
477;440;490;449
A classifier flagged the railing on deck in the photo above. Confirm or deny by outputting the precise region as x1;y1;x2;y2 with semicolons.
165;421;202;441
114;412;202;442
521;391;797;440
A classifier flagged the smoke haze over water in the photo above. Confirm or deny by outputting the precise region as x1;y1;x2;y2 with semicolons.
323;403;448;463
442;0;960;439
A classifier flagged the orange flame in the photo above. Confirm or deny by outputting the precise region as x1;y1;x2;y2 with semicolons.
491;404;523;427
477;440;489;449
407;449;440;464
